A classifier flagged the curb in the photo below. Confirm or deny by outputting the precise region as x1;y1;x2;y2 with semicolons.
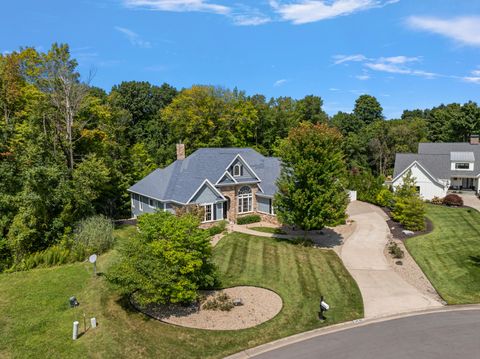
224;305;480;359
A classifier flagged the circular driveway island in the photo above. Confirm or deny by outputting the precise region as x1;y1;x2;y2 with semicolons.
254;310;480;359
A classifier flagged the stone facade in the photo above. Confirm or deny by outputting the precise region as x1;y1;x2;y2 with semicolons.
258;212;280;225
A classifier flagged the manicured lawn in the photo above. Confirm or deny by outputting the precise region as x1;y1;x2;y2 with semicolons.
406;205;480;304
0;230;362;359
249;226;287;235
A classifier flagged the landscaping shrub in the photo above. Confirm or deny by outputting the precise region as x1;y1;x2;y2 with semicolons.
376;188;395;208
201;292;234;311
430;196;444;205
443;194;463;207
108;211;218;305
388;242;404;259
392;196;426;231
16;245;71;271
392;170;426;231
237;214;261;225
347;168;385;205
208;220;228;236
72;215;114;259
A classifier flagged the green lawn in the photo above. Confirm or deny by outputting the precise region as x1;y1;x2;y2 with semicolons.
406;205;480;304
0;229;362;359
248;226;287;235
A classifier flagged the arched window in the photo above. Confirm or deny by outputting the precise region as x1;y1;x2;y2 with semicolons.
233;164;242;177
238;186;252;213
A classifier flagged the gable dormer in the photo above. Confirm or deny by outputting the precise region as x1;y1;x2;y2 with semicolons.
226;154;260;183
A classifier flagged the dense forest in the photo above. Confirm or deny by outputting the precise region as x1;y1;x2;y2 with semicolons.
1;43;479;269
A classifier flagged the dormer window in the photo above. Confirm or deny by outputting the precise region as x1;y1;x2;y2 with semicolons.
233;164;242;177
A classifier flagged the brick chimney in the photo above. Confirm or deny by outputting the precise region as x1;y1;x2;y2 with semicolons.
470;135;479;145
176;143;185;160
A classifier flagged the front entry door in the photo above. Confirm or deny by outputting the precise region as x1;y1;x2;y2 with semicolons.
462;178;473;189
223;197;231;219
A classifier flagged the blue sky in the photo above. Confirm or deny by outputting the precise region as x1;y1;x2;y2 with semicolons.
1;0;480;118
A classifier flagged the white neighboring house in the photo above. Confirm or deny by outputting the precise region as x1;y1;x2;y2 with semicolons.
390;135;480;200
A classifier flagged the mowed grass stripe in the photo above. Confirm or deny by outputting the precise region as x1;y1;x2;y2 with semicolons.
406;205;480;304
0;230;363;359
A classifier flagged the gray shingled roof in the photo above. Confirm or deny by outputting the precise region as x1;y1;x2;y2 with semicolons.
394;142;480;180
393;153;450;179
128;148;280;203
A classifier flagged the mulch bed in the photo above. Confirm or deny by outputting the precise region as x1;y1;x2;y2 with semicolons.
381;207;433;241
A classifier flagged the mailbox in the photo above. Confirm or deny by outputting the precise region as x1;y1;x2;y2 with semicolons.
320;300;330;311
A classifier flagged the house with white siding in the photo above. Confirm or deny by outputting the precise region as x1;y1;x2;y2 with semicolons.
128;144;280;224
391;135;480;200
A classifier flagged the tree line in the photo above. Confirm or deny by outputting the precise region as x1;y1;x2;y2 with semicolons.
1;42;479;269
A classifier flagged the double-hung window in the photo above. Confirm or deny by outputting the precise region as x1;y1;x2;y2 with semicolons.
237;186;252;213
149;198;155;208
139;196;143;211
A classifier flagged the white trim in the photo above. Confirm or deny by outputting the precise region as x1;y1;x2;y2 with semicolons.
187;179;226;204
215;171;238;185
224;154;261;182
201;203;215;223
392;161;445;188
131;196;135;208
237;185;253;214
139;196;143;211
128;190;187;206
233;164;242;177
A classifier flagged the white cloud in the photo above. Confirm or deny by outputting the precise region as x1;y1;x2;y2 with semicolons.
377;55;420;64
463;77;480;84
407;16;480;47
356;74;370;80
274;79;288;87
462;69;480;84
270;0;399;25
123;0;271;26
329;87;340;91
334;53;438;79
114;26;152;48
123;0;230;15
233;14;271;26
333;54;367;65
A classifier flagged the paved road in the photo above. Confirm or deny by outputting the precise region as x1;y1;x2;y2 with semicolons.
341;201;442;318
254;310;480;359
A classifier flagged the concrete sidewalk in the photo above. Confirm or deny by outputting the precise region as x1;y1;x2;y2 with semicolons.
342;201;442;318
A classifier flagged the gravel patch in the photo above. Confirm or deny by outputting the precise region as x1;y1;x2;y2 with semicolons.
135;286;283;330
384;236;445;304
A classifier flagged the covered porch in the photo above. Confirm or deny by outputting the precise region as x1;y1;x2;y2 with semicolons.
449;176;480;193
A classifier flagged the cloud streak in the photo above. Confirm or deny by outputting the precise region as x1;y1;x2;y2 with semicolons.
334;53;438;79
123;0;229;14
406;16;480;47
274;79;288;87
270;0;399;25
114;26;152;48
122;0;397;26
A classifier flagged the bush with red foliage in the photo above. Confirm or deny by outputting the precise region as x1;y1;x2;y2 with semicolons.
442;194;463;207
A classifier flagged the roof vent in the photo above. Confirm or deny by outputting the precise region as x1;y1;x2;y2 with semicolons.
470;135;479;145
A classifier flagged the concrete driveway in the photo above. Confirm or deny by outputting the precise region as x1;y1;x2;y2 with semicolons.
459;192;480;211
341;201;442;318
